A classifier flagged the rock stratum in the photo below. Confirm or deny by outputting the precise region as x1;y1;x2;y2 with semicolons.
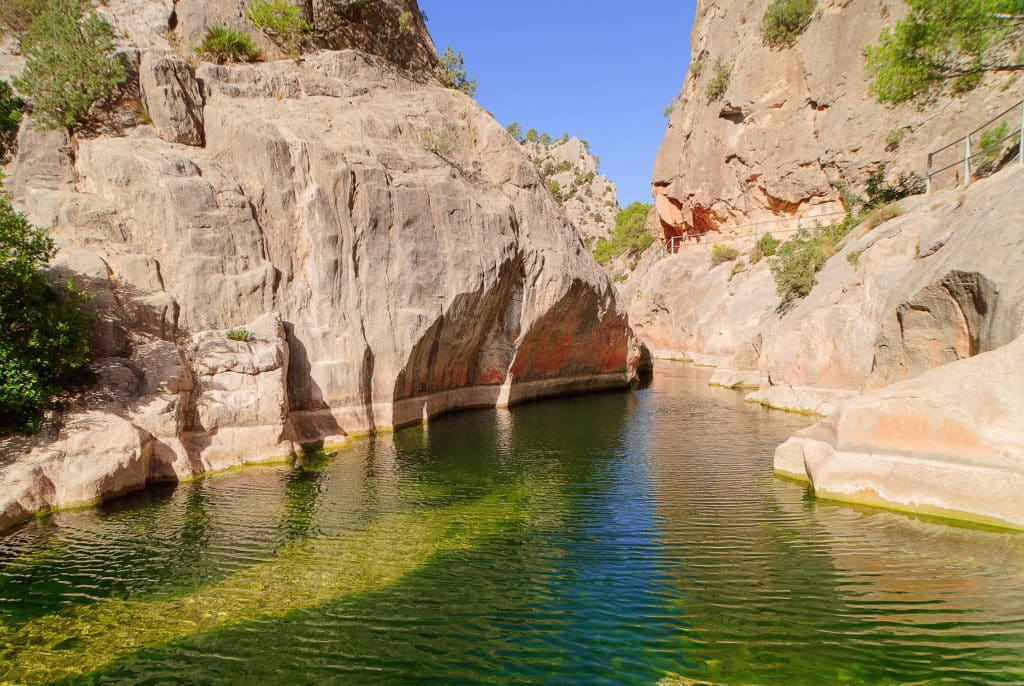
0;1;649;532
631;0;1024;528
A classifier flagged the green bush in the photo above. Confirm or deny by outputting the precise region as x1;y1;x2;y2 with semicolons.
706;58;731;100
863;163;925;208
226;329;250;342
13;0;126;131
593;201;654;265
710;244;741;266
199;26;260;64
770;215;856;301
0;79;22;153
979;121;1010;161
750;232;780;263
761;0;815;47
0;191;91;434
0;0;45;32
885;128;904;151
436;45;477;97
420;127;466;159
245;0;311;56
690;59;704;78
506;121;523;142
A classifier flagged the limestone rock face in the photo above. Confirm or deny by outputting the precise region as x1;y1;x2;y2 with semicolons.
139;53;205;146
0;413;152;533
749;169;1024;413
523;137;619;244
774;335;1024;530
0;47;647;530
653;0;1023;246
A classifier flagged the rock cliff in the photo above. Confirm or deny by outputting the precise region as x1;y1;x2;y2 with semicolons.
0;1;649;531
654;0;1022;246
632;0;1024;528
523;137;619;245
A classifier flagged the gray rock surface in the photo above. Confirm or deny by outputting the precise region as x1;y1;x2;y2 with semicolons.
139;53;205;146
653;0;1023;247
523;137;619;244
0;41;648;530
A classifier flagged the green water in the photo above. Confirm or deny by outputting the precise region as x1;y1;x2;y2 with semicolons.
2;363;1024;685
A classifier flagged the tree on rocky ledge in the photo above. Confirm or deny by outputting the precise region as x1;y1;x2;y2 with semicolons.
0;193;91;434
866;0;1024;104
13;0;126;131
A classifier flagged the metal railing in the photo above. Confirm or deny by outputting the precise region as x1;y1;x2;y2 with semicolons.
664;210;847;253
926;97;1024;193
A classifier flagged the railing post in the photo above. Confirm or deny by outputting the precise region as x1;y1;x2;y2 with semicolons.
926;152;933;194
964;132;971;187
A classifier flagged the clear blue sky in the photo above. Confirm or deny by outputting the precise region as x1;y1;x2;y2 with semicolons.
419;1;697;206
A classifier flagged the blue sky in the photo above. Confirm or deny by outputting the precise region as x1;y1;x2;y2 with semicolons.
419;1;697;205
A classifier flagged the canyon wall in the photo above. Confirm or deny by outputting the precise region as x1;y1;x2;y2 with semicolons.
633;0;1024;528
0;0;650;531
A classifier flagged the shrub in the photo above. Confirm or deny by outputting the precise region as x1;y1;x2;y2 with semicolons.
711;244;741;266
762;0;815;47
13;0;126;131
769;215;857;301
0;0;45;32
0;192;91;434
979;121;1010;162
885;128;904;151
0;79;22;154
847;249;864;268
226;329;250;342
199;26;260;64
859;202;902;233
245;0;311;56
690;59;704;78
548;179;562;201
420;127;466;159
593;201;654;265
706;58;731;100
436;45;477;97
506;121;523;142
749;232;778;262
863;163;925;208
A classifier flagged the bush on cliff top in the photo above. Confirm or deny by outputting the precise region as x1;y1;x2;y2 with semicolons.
0;191;92;434
13;0;126;131
437;45;477;97
762;0;815;47
246;0;312;56
593;202;654;265
710;244;741;266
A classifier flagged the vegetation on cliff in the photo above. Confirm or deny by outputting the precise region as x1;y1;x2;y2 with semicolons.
0;193;91;434
246;0;313;56
769;167;922;302
437;45;477;97
13;0;125;131
594;202;654;265
866;0;1024;103
761;0;815;47
200;26;261;63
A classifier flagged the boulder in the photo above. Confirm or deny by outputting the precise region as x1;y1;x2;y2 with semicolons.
139;52;205;146
0;413;152;531
774;335;1024;529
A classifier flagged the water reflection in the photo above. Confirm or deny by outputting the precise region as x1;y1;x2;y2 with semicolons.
0;364;1022;685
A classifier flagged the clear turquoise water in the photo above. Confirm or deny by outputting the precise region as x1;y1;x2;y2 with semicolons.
2;362;1024;685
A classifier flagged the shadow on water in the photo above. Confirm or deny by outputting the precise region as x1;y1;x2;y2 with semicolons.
3;363;1024;685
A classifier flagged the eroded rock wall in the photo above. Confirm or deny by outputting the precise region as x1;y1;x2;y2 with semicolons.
0;3;649;531
654;0;1023;247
